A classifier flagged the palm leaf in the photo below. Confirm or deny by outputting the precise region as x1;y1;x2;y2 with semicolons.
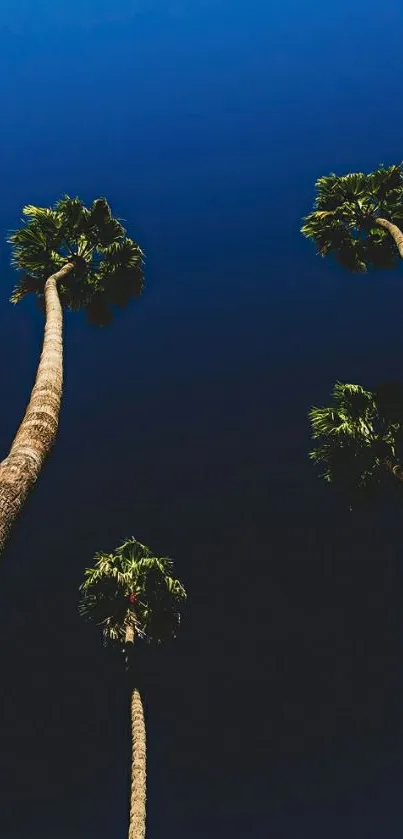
54;196;90;238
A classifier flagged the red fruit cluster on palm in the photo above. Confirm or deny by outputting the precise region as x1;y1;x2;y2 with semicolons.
129;593;137;605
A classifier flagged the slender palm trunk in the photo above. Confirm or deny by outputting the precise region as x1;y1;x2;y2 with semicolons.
0;262;74;553
375;219;403;483
125;623;135;645
375;217;403;258
128;688;147;839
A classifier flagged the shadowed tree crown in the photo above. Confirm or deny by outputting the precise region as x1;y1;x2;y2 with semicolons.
309;381;403;507
301;164;403;272
9;196;144;324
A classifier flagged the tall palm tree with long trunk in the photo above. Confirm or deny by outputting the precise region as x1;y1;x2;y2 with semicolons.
0;197;144;552
309;381;403;508
79;537;186;839
301;164;403;272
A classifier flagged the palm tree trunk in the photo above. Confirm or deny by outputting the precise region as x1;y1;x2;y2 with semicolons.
385;459;403;482
0;262;74;553
125;624;135;645
375;217;403;258
128;688;147;839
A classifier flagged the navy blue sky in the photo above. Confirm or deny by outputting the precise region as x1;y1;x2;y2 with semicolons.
0;1;403;837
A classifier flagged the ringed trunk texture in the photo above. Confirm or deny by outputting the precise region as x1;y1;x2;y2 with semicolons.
125;623;135;645
0;262;74;554
129;688;147;839
375;217;403;258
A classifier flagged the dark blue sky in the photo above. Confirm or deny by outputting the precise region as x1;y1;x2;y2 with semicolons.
0;1;403;837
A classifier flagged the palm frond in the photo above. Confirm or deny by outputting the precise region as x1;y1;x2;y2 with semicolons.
10;273;43;304
8;222;61;279
363;229;400;270
100;239;143;269
87;198;125;246
335;241;367;273
54;195;90;237
366;164;403;201
21;205;63;240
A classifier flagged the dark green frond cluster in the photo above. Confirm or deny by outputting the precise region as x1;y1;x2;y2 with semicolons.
309;381;403;505
79;538;186;646
9;196;144;323
301;164;403;272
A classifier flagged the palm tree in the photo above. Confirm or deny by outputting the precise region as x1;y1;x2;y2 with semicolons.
0;197;144;552
309;381;403;507
79;537;187;839
301;164;403;272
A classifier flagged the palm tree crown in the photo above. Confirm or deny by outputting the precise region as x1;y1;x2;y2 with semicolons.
309;381;403;505
9;196;144;324
79;537;187;647
301;164;403;272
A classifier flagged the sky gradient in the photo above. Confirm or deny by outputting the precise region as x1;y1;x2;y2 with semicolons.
0;1;403;837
